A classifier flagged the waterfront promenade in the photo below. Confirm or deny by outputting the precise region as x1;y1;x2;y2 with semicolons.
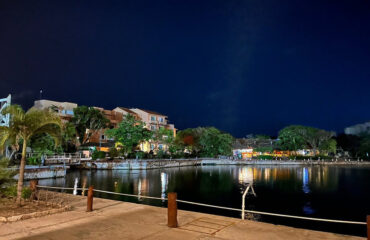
0;194;364;240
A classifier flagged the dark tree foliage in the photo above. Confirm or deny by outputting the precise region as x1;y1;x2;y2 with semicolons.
176;127;233;157
71;106;109;145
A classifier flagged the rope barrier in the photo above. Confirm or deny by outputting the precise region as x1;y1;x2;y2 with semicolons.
36;185;367;225
93;189;167;201
37;185;81;191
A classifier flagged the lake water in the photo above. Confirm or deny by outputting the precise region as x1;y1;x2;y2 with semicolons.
38;165;370;237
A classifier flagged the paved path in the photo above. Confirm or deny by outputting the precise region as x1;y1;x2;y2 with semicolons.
0;195;365;240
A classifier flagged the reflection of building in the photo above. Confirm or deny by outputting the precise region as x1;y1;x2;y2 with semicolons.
238;168;254;184
161;172;168;200
302;168;310;194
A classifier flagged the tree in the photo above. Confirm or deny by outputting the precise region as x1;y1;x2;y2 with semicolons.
70;106;109;145
61;122;77;152
152;127;176;154
358;134;370;159
175;128;202;155
336;134;361;157
176;127;234;157
105;114;152;155
278;125;336;156
198;127;233;157
0;105;62;205
278;125;307;152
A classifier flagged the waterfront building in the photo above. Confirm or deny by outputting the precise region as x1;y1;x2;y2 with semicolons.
32;99;177;154
344;121;370;136
87;107;125;151
113;107;141;120
128;108;176;153
129;108;176;135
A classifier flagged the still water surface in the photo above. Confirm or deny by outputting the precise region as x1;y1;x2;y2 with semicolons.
39;165;370;236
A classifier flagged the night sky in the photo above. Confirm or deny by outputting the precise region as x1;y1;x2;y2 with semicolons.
1;0;370;137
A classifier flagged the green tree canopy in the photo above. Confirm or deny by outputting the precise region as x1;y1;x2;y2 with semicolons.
278;125;336;155
0;105;62;204
176;127;233;157
70;106;109;145
105;114;152;155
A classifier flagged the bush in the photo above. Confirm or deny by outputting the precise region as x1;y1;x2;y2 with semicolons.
3;185;32;199
0;157;15;188
135;151;146;159
108;148;119;159
27;156;41;165
156;150;169;159
257;155;274;160
92;151;106;160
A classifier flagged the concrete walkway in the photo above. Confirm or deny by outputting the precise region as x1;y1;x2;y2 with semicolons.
0;195;364;240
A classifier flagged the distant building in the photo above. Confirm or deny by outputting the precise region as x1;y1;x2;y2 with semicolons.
129;108;176;153
113;107;141;120
33;99;77;122
88;107;125;150
32;99;177;154
129;108;176;135
344;122;370;136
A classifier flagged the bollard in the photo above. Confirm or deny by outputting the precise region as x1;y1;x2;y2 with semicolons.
87;186;94;212
367;215;369;240
29;179;38;200
167;192;178;228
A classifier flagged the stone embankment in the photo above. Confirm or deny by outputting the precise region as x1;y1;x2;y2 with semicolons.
78;158;370;170
13;165;67;180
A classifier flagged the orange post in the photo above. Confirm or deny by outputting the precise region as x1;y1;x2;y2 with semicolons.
367;215;370;240
167;192;178;228
29;179;38;200
87;186;94;212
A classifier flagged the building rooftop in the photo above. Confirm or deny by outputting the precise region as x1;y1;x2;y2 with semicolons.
134;108;167;117
116;107;139;116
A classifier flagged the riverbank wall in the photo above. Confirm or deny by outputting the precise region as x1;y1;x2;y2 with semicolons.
81;159;203;170
77;158;370;170
13;165;67;180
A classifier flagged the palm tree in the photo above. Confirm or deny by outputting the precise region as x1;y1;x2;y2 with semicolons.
0;105;62;205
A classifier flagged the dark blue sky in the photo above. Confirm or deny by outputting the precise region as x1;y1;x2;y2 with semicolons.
1;0;370;137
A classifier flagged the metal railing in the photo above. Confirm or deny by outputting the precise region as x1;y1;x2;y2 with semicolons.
36;185;367;226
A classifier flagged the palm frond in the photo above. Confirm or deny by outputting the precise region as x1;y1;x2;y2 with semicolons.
1;105;25;124
24;109;62;139
32;124;62;146
0;126;10;148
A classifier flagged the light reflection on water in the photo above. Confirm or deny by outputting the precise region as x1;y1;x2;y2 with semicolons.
37;165;370;236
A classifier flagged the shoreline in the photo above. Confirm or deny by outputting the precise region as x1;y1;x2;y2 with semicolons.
78;158;370;170
16;159;370;179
